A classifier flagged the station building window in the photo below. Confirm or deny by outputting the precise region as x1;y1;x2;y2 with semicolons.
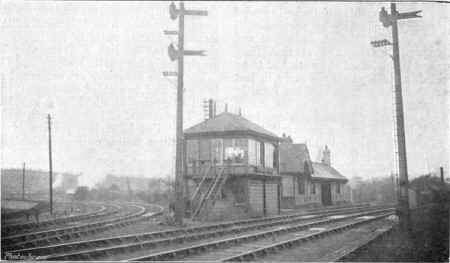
311;182;316;194
297;178;305;195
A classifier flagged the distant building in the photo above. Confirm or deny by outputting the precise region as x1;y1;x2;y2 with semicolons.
279;141;351;208
184;111;281;221
99;174;169;194
1;169;80;199
54;172;81;194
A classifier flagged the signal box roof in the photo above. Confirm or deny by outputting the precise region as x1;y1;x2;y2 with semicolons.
184;112;279;141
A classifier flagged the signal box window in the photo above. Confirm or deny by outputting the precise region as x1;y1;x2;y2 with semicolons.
224;138;247;164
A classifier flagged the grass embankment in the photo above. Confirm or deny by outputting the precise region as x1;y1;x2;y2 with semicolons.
342;204;449;262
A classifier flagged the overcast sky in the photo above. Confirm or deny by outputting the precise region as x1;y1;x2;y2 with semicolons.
1;2;448;186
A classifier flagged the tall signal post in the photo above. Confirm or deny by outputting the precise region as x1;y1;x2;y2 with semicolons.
372;3;421;232
48;114;53;214
165;2;207;225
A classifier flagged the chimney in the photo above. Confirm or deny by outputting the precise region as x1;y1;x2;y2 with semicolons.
203;99;209;120
208;99;214;119
281;133;293;143
321;145;331;166
203;99;216;120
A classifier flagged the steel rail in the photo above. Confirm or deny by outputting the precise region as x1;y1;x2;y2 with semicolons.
1;203;121;241
302;203;371;213
2;204;148;251
9;205;389;258
4;204;164;253
2;202;104;226
125;209;394;261
1;203;118;236
219;212;394;262
2;207;145;249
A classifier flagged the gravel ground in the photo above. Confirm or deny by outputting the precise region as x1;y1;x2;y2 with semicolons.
261;217;395;262
341;204;449;262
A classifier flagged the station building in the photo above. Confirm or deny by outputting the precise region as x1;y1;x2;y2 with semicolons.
279;138;351;208
184;111;281;221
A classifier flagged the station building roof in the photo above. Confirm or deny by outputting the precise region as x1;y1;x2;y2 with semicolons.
184;112;279;141
279;142;348;183
311;162;348;182
279;143;312;174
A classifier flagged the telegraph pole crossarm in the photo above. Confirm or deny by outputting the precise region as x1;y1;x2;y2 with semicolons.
395;10;422;20
370;39;392;48
164;30;178;35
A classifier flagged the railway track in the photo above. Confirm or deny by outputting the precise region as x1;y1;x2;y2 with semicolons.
1;201;97;225
6;204;392;261
217;213;393;262
2;202;163;252
300;203;374;214
1;203;118;236
126;208;394;261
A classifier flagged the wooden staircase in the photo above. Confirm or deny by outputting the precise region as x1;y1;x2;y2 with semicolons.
191;166;228;220
190;165;212;212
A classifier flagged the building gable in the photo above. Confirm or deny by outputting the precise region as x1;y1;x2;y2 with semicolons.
279;143;312;175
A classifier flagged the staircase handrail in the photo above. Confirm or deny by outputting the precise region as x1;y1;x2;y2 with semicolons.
203;167;224;202
205;171;229;217
192;166;222;219
195;167;227;220
191;165;211;202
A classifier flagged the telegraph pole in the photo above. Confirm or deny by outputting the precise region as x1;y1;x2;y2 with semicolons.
165;2;207;225
22;162;26;200
48;114;53;214
375;3;421;232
